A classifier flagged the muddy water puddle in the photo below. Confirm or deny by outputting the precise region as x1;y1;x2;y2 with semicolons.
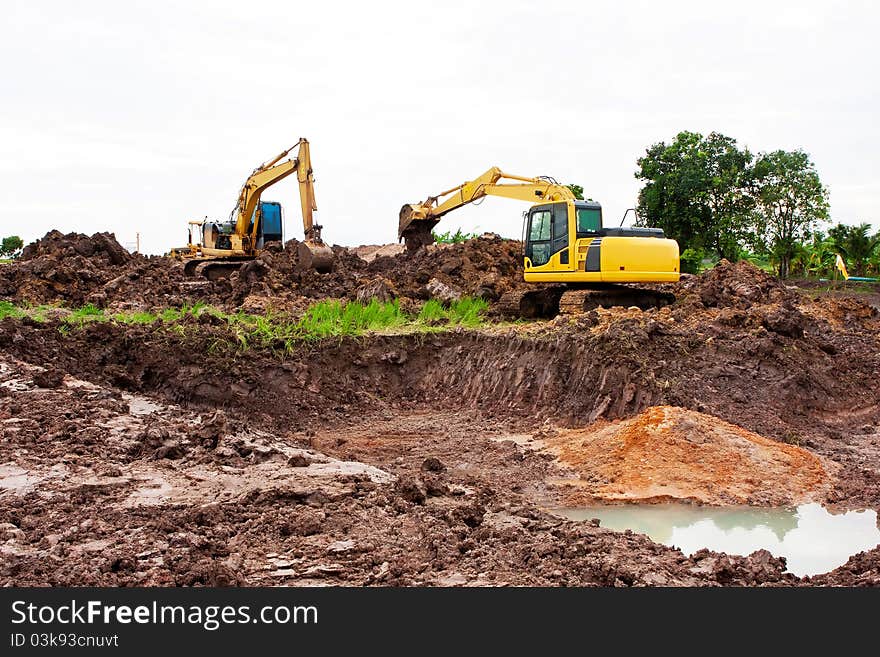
554;503;880;576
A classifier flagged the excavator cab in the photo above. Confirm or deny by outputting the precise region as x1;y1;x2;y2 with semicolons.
522;200;603;267
254;201;283;246
523;201;572;268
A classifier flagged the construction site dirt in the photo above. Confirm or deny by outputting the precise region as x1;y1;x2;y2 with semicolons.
1;231;878;586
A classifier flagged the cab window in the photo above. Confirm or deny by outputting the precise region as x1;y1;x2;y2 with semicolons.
527;210;552;266
529;210;551;241
576;208;601;235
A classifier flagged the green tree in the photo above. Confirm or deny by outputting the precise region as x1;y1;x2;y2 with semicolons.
566;183;584;200
635;131;754;261
750;150;829;279
798;231;838;278
0;235;24;259
827;222;879;276
870;248;880;276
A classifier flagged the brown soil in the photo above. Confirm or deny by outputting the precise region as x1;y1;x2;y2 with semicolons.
808;546;880;586
2;355;801;587
544;406;834;506
0;231;529;312
1;232;879;586
680;258;796;309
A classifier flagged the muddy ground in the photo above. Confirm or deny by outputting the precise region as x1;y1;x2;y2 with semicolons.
0;230;527;312
1;232;879;586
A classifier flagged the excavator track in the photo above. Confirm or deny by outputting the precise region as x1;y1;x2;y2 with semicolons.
558;285;675;315
182;257;253;280
497;286;566;319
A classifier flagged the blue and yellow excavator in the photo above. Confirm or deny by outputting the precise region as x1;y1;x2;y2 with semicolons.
399;167;680;316
182;138;333;279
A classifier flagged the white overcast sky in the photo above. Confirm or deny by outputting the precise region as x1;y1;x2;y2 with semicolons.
1;0;878;254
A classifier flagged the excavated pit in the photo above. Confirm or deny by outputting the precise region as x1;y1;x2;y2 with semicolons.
1;231;879;586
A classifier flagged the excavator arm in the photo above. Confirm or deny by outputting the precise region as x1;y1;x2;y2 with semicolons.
230;138;332;270
399;167;576;251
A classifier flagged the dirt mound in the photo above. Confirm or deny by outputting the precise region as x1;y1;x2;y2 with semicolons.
808;546;880;586
682;259;794;308
225;239;371;304
19;230;131;265
545;406;834;506
367;235;526;302
0;231;533;311
1;231;245;309
0;230;204;308
0;231;132;305
223;236;527;306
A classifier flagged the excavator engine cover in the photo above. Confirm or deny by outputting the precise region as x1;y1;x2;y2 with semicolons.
399;204;439;252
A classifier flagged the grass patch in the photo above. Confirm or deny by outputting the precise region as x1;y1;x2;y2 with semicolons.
417;299;446;323
0;296;491;351
27;304;57;322
417;297;488;327
0;301;26;320
63;303;104;328
114;311;159;324
448;297;489;326
295;299;408;340
432;228;480;244
160;308;183;322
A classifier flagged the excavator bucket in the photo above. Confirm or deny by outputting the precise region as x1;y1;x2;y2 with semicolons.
297;223;334;273
297;240;334;273
398;204;440;252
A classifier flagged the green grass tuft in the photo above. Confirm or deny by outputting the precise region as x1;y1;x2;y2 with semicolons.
417;299;447;323
448;297;489;326
0;301;26;320
416;297;488;327
28;304;56;322
159;308;183;322
63;303;104;327
432;228;480;244
296;299;407;340
114;311;159;324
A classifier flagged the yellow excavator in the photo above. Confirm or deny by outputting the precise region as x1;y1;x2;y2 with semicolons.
182;138;333;279
399;166;680;316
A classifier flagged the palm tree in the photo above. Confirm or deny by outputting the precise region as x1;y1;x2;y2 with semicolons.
789;233;834;279
828;223;880;276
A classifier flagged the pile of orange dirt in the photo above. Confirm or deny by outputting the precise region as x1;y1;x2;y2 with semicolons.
544;406;834;507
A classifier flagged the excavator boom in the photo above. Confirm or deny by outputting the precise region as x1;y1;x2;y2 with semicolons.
399;167;575;251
